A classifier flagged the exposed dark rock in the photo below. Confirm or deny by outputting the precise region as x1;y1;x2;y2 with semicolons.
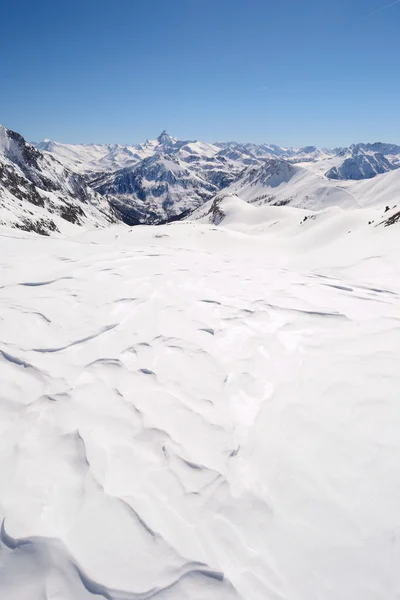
382;211;400;227
13;217;58;236
59;203;86;224
0;164;44;207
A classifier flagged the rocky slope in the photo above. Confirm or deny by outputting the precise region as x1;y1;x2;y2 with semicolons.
0;125;117;234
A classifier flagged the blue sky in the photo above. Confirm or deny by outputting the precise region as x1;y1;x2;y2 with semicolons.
1;0;400;146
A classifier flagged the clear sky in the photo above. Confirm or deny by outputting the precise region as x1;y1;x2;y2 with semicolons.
1;0;400;147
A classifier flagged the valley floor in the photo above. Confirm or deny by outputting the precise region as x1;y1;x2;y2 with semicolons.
1;214;400;600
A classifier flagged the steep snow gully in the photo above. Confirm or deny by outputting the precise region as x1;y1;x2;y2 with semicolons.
1;213;400;600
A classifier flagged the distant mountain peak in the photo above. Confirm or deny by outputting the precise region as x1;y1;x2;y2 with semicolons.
157;130;174;145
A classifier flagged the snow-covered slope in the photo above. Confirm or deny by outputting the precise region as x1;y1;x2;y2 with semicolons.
0;125;118;234
324;142;400;180
34;139;119;173
326;152;398;180
201;159;354;211
1;208;400;599
195;192;399;231
195;154;400;217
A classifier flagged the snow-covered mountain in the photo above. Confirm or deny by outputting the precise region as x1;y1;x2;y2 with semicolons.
198;159;354;212
326;152;397;180
34;131;180;174
91;152;221;224
214;142;339;163
234;158;298;190
0;125;117;234
189;153;400;223
34;139;150;174
322;142;400;180
351;141;400;157
32;131;248;224
84;134;253;223
32;130;399;225
1;127;392;228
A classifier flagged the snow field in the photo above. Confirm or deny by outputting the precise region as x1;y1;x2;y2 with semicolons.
1;209;400;599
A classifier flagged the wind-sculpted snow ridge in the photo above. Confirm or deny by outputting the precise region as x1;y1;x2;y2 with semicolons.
1;213;400;599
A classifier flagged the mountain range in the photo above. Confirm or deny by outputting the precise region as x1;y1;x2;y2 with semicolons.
1;123;400;234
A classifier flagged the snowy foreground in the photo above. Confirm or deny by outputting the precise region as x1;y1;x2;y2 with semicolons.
1;210;400;600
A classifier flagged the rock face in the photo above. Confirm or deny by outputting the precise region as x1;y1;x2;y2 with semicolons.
0;125;117;234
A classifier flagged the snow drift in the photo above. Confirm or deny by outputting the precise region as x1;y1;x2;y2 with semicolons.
1;206;400;599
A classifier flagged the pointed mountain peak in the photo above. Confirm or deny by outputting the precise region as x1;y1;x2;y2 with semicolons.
157;130;174;145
